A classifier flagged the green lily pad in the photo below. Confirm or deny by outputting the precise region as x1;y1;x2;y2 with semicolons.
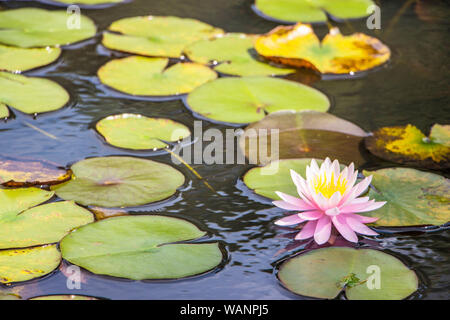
0;44;61;72
51;156;185;208
0;8;97;48
102;16;223;58
98;56;217;97
0;187;54;215
254;0;375;24
0;201;94;250
60;215;223;280
0;103;9;118
0;244;61;284
365;124;450;170
186;77;330;124
44;0;124;5
30;295;99;300
96;114;191;150
0;71;69;115
239;111;367;165
278;247;418;300
184;33;295;77
362;168;450;227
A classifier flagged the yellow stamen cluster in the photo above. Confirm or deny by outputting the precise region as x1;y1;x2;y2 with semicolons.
313;172;347;198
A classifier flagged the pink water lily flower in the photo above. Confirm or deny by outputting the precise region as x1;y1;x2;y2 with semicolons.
273;158;386;245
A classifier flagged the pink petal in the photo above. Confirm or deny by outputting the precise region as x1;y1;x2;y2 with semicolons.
341;200;386;213
332;216;358;243
327;191;342;208
272;200;314;211
275;191;314;210
345;212;379;223
314;216;332;245
345;216;378;236
295;220;317;240
298;210;323;220
275;214;306;226
311;192;328;210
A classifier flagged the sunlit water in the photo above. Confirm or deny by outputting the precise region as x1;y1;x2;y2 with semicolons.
0;0;449;299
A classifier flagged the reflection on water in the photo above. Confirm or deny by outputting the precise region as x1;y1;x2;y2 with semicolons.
0;0;448;299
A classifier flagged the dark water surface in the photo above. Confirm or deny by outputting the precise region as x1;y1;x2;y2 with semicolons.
1;0;449;299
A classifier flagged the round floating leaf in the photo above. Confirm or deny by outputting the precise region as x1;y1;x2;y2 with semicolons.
0;103;8;118
60;215;223;280
0;44;61;72
0;201;94;250
239;111;367;165
254;0;375;24
186;77;330;124
44;0;124;5
362;168;450;227
98;56;217;97
30;295;99;300
0;8;97;48
0;157;71;187
255;23;390;74
0;187;54;216
96;114;191;150
365;124;450;170
102;16;224;58
0;245;61;284
52;156;185;208
0;71;69;115
184;33;295;76
278;247;418;300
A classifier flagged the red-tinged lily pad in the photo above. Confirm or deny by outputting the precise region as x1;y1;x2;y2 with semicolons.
365;124;450;169
278;247;418;300
239;110;368;166
254;23;390;75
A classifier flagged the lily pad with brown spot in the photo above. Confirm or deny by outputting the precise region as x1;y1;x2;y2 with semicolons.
98;56;217;98
96;114;191;150
0;245;61;284
365;124;450;170
51;156;185;208
0;157;71;187
239;110;368;165
362;167;450;227
254;23;390;75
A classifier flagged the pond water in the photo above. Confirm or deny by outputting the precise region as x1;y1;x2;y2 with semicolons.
1;0;449;299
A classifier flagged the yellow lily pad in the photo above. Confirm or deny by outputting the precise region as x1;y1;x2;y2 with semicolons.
0;44;61;73
365;124;450;170
254;23;390;74
0;103;8;118
98;56;217;97
0;245;61;284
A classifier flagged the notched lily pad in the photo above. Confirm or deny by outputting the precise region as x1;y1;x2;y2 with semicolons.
102;15;224;58
96;114;191;150
0;157;71;187
60;215;224;280
363;167;450;227
0;244;61;284
184;33;295;77
0;44;61;72
255;23;390;75
0;8;97;48
186;77;330;124
239;111;367;165
278;247;418;300
365;124;450;169
98;56;217;98
51;156;185;208
0;71;70;115
254;0;375;24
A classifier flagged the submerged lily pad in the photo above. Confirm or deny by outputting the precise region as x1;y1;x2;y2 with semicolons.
30;295;99;300
0;44;61;72
102;16;224;58
278;247;418;300
51;156;185;208
0;8;97;48
0;71;69;115
254;0;375;24
186;77;330;124
0;157;71;187
0;201;94;249
365;124;450;170
255;23;390;74
60;215;223;280
0;245;61;284
239;111;367;165
98;56;217;97
96;114;191;150
362;167;450;227
184;33;295;76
